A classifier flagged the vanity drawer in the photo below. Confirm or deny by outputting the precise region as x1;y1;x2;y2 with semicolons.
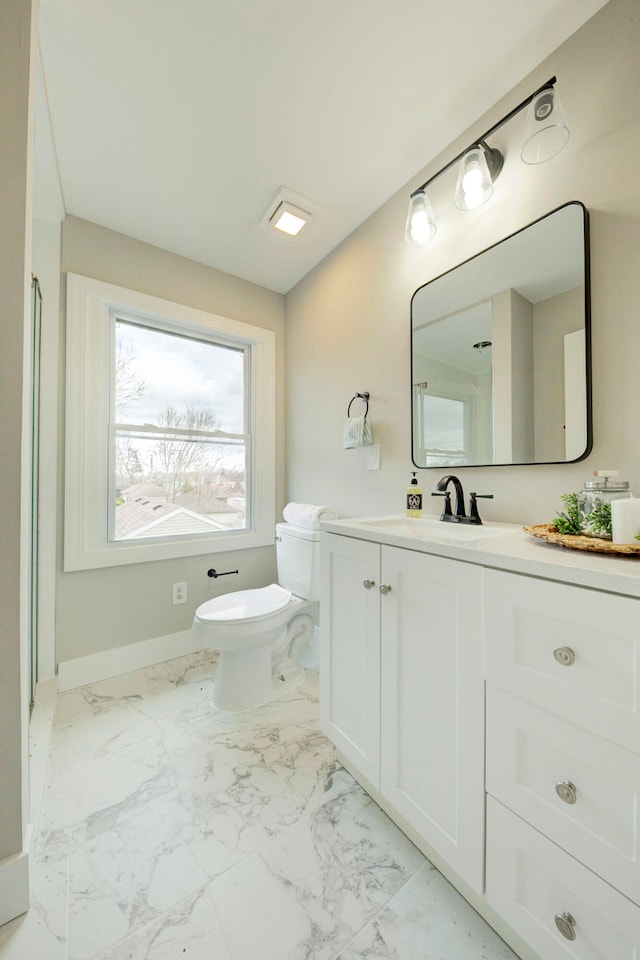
484;569;640;752
487;685;640;905
486;797;640;960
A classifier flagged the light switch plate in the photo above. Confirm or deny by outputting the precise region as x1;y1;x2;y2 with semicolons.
366;444;381;470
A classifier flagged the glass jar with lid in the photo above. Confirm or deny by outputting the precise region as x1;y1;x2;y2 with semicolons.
577;472;631;539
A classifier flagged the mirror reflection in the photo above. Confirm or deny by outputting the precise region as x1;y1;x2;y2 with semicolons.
411;201;590;468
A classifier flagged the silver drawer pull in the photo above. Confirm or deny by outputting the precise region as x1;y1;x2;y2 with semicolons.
379;584;392;595
363;579;376;590
555;780;578;805
553;646;576;667
554;911;576;941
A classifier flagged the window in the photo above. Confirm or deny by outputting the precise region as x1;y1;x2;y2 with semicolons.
423;394;470;466
65;274;275;571
413;380;477;467
112;319;248;542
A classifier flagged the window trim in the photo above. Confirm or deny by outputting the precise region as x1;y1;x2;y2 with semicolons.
64;273;276;571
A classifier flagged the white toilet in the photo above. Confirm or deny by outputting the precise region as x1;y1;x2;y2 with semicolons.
192;522;320;712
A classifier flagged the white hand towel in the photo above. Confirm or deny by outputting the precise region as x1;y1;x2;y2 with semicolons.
343;415;372;449
282;502;337;529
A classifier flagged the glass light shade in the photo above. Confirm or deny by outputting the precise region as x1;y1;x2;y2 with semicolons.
521;86;569;164
472;339;492;373
455;147;493;211
405;190;437;245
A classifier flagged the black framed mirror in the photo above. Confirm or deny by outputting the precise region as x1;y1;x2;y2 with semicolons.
411;201;591;468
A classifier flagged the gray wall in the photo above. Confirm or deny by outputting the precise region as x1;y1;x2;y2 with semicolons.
57;217;285;662
285;0;640;525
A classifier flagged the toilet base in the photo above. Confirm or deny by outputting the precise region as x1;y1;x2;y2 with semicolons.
212;646;306;713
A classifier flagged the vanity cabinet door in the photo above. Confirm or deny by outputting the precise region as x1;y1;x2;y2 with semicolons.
379;547;485;894
320;533;381;787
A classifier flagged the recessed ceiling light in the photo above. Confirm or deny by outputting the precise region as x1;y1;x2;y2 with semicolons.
270;201;309;236
260;188;318;239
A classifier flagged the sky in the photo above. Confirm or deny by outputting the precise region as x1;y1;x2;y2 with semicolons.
115;318;245;433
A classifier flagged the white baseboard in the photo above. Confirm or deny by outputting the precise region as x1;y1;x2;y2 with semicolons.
0;832;31;926
57;629;203;692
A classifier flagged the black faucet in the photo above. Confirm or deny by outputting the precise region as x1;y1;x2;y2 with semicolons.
431;475;493;525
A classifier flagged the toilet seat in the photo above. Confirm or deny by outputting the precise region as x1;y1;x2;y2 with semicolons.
195;583;292;624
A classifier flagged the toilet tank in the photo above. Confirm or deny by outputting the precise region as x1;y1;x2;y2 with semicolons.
275;522;321;600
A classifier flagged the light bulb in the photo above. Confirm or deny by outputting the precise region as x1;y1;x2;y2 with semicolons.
405;190;437;245
455;146;494;211
462;165;482;191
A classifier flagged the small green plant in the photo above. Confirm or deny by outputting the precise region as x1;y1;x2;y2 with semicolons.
582;501;612;537
553;492;581;535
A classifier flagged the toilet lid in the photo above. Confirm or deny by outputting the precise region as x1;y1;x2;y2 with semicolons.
196;583;292;623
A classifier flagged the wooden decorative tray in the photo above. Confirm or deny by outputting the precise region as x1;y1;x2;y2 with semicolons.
523;523;640;556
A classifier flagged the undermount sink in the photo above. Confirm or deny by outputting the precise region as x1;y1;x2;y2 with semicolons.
352;516;520;542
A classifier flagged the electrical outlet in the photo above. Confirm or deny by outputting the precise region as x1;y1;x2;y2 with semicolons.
366;444;381;470
172;581;187;605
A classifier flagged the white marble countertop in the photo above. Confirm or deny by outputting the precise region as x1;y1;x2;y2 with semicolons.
320;514;640;599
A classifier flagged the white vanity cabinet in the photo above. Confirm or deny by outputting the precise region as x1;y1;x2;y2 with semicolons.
320;532;485;894
484;569;640;959
320;516;640;960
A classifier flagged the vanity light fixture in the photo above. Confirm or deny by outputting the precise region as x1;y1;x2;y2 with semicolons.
472;339;492;373
405;76;569;245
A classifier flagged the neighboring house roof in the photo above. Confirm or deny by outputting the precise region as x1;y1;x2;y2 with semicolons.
115;498;176;538
115;497;228;539
176;481;245;516
120;483;167;499
174;490;237;516
216;480;245;500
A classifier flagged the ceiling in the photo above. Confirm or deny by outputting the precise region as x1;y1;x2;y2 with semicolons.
37;0;609;294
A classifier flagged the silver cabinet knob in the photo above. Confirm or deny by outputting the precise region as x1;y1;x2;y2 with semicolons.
363;579;375;590
553;646;576;666
379;584;392;595
555;780;578;804
554;911;576;941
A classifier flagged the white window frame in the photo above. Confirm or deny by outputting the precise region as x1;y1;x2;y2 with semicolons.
64;273;276;571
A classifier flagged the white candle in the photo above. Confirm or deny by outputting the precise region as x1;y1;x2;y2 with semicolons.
611;496;640;544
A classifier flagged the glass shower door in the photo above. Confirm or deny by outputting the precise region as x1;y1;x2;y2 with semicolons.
29;275;42;709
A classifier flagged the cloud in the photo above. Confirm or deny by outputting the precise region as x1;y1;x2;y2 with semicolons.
116;320;245;432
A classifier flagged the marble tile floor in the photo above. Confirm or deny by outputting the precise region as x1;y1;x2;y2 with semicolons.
0;651;518;960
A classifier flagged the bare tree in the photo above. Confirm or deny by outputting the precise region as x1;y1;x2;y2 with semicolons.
115;336;147;411
154;403;221;501
114;332;149;488
113;335;227;505
115;438;144;487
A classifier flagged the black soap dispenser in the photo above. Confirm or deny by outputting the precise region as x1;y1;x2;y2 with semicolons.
406;472;423;518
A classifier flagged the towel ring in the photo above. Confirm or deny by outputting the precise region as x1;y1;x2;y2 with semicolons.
347;392;370;418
